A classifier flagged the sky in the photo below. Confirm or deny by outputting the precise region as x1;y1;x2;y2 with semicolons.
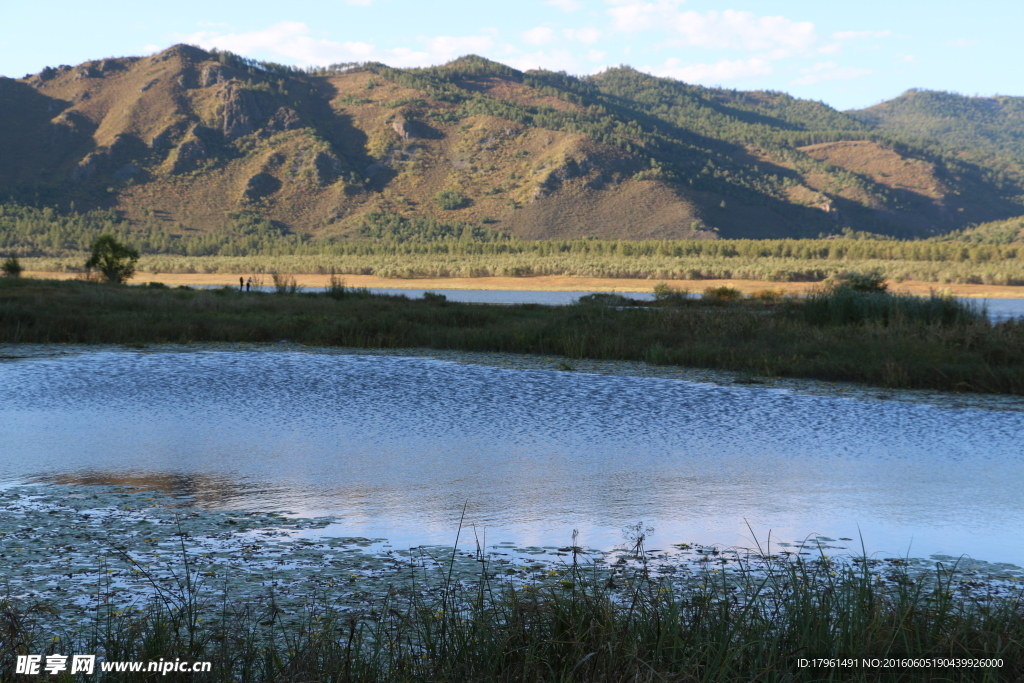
2;0;1021;111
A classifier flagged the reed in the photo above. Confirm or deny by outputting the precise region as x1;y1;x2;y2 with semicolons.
2;533;1020;682
1;277;1022;394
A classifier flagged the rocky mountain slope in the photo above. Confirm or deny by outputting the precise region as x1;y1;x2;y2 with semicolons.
2;45;1023;250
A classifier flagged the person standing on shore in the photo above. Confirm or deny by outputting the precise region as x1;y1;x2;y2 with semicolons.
246;277;252;292
239;276;244;292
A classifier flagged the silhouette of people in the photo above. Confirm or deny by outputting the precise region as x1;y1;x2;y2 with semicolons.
239;276;244;291
246;277;252;292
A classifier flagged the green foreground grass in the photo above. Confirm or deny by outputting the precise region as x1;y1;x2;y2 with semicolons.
3;538;1021;682
1;277;1022;394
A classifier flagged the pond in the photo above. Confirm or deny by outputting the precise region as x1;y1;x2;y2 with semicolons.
2;346;1023;566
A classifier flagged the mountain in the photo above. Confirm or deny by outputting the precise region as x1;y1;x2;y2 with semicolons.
2;45;1024;254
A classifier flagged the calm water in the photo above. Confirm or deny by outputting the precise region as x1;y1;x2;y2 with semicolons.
2;348;1023;563
231;286;1024;322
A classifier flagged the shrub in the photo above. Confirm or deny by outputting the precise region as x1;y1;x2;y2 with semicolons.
1;256;23;278
653;282;688;305
435;190;468;210
270;272;299;294
750;288;784;301
703;286;743;302
828;270;888;293
575;292;636;307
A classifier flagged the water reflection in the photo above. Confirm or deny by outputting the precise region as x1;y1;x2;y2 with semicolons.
43;472;279;509
2;348;1023;563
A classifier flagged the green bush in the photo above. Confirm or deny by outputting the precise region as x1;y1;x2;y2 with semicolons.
435;190;469;210
828;270;888;293
653;282;689;305
703;286;743;302
1;255;22;278
421;291;448;305
84;235;139;283
575;292;636;306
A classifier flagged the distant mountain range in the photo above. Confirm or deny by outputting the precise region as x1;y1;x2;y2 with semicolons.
2;44;1023;250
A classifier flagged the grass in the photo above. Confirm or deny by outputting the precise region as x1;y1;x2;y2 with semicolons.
801;288;988;327
2;529;1021;682
1;277;1022;394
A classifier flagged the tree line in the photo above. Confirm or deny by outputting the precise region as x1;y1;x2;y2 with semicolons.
2;203;1020;263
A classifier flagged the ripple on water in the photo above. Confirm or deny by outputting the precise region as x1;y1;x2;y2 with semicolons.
1;344;1023;564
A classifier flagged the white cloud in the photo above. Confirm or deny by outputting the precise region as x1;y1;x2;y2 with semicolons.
522;26;557;46
587;49;608;62
607;0;677;32
179;22;361;65
564;27;601;44
651;56;774;84
792;61;871;86
177;22;504;68
545;0;583;11
832;30;891;41
504;49;582;73
817;42;841;55
896;53;917;64
946;38;977;48
671;11;816;52
425;34;496;56
608;5;816;55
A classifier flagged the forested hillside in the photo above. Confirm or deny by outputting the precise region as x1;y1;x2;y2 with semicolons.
2;45;1024;257
849;90;1024;163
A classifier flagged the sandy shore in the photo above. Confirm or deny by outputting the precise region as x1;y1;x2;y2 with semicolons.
22;271;1024;298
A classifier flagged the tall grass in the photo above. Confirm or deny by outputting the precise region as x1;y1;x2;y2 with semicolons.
2;535;1020;682
798;288;988;327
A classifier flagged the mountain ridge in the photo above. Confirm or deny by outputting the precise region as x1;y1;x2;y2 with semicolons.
2;45;1023;253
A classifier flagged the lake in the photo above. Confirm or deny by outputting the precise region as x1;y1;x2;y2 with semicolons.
2;346;1023;566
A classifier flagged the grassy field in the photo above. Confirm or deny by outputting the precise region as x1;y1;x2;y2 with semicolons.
2;277;1021;394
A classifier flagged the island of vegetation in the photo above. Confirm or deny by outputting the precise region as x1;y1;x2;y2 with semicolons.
2;236;1020;395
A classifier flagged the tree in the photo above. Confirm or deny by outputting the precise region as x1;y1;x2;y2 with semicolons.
1;255;23;278
435;190;468;210
85;235;139;283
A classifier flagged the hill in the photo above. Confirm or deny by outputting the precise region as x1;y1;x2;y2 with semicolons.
848;89;1024;163
3;46;1024;255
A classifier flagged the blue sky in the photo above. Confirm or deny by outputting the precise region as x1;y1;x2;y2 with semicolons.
2;0;1020;110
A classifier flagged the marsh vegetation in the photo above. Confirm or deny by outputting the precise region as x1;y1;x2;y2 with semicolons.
3;516;1020;683
1;276;1020;393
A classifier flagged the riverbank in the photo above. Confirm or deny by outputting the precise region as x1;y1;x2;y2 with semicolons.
22;270;1024;298
1;484;1021;682
2;277;1021;394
